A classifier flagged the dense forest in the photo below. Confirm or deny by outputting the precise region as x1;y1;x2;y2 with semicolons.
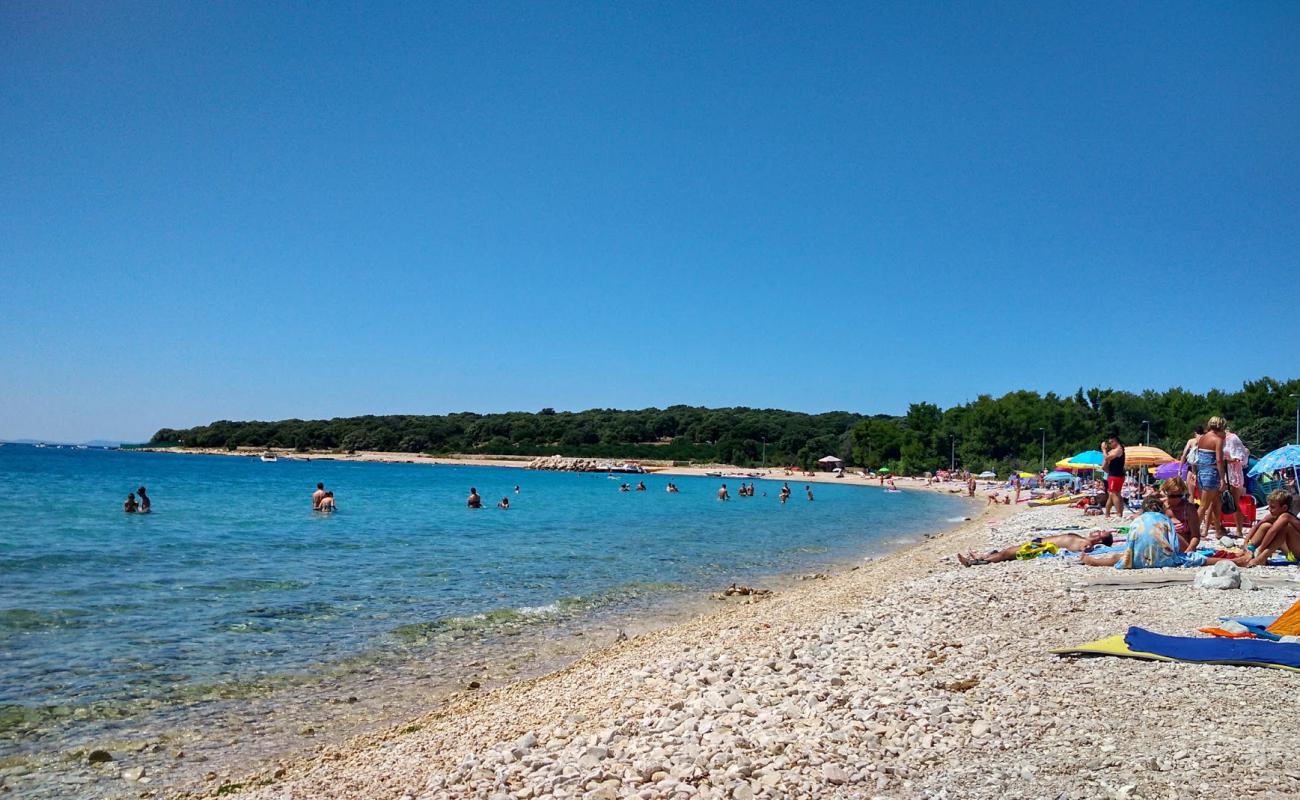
152;377;1300;474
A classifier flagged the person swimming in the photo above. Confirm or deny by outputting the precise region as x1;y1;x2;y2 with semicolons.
498;497;510;509
123;493;138;513
514;485;520;494
136;486;150;513
636;480;646;492
467;487;482;508
620;483;631;492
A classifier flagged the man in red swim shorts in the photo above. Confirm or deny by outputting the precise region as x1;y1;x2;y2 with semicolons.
1102;433;1126;520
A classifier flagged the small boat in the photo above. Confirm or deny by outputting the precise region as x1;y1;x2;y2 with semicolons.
260;452;278;462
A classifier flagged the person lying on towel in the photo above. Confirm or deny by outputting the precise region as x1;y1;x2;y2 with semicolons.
1082;497;1245;569
957;531;1113;566
1244;491;1300;567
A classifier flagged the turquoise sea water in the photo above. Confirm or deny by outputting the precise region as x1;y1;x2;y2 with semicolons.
0;445;963;783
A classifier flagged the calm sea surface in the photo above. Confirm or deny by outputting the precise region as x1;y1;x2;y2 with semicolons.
0;445;963;794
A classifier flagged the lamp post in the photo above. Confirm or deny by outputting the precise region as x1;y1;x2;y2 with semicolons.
1039;427;1046;473
950;435;955;472
761;438;766;468
1142;420;1150;446
1291;394;1300;445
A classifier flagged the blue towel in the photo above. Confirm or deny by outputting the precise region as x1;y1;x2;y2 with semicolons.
1222;615;1279;628
1125;627;1300;668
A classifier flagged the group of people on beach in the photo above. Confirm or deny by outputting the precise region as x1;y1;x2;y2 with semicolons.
958;415;1300;571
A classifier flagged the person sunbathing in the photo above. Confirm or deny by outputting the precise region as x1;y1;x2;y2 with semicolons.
1244;491;1300;567
958;531;1113;566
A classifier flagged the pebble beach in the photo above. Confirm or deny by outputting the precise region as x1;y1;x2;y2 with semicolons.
170;499;1300;800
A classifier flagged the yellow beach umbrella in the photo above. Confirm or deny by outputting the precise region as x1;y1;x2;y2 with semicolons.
1055;460;1102;471
1124;445;1175;468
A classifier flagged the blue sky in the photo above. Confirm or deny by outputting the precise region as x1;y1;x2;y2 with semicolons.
2;2;1297;442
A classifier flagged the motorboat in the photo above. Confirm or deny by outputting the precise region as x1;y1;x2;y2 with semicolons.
260;452;278;462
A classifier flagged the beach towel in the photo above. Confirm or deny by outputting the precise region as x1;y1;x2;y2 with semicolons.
1198;627;1257;639
1266;599;1300;636
1052;627;1300;671
1015;541;1060;560
1222;615;1279;628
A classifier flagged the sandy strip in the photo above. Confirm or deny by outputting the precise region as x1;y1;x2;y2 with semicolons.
168;500;1300;800
133;448;987;495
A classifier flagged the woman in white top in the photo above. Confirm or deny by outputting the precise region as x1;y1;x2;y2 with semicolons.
1223;425;1250;535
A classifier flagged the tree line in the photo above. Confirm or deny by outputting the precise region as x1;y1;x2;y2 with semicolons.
151;376;1299;474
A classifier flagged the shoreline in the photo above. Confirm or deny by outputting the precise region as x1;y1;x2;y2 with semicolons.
130;446;981;495
184;501;1300;800
163;500;997;799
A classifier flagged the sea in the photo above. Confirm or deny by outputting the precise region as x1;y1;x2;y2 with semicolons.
0;444;966;797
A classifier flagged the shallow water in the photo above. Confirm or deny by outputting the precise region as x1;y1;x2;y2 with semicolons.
0;445;963;795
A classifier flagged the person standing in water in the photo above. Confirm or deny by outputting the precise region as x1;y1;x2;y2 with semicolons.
136;486;151;513
717;483;730;501
318;491;336;512
312;483;326;510
123;493;138;513
806;485;814;501
467;487;482;508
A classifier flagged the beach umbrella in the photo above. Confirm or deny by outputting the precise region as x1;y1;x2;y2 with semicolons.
1123;445;1175;468
1248;445;1300;477
817;455;843;464
877;467;891;474
1057;450;1104;470
1044;471;1073;482
1017;471;1035;478
1153;461;1188;480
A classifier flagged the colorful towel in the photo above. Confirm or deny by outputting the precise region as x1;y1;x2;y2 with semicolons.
1126;627;1300;667
1268;599;1300;636
1053;627;1300;672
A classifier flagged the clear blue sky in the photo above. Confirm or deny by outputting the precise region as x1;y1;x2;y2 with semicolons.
2;2;1297;442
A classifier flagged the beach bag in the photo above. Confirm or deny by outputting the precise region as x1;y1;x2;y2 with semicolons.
1220;485;1238;515
1233;494;1256;524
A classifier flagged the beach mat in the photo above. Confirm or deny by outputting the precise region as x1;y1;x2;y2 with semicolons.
1075;572;1193;591
1052;627;1300;672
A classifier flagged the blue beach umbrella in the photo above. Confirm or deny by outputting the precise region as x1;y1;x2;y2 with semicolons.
1056;450;1104;470
1044;471;1074;482
1248;445;1300;477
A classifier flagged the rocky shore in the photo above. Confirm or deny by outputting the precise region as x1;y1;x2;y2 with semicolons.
185;503;1300;800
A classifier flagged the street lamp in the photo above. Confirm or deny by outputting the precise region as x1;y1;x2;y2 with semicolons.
1291;394;1300;445
1039;427;1045;473
761;437;766;468
1142;420;1150;446
950;435;955;472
